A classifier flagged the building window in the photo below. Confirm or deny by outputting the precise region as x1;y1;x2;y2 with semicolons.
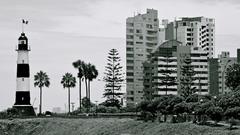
126;47;134;51
136;29;142;33
126;35;134;39
136;42;143;44
127;41;134;45
127;54;134;57
146;24;153;29
127;29;134;33
127;60;134;64
126;23;134;27
127;72;134;76
127;79;134;82
127;66;134;70
130;91;134;95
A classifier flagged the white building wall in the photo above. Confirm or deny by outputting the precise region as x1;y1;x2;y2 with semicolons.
126;9;159;106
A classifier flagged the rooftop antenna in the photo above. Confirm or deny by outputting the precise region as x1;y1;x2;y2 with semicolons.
21;19;28;33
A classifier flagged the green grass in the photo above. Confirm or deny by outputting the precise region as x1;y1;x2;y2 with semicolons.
0;118;239;135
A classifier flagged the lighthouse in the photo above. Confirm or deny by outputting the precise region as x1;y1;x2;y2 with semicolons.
13;32;35;116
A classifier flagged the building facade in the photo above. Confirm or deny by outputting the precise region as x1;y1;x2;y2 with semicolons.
164;17;215;58
218;52;237;93
143;40;209;99
126;9;159;106
208;50;240;94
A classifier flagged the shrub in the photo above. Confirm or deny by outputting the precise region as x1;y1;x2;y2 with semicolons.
96;106;119;113
206;106;223;124
0;111;8;119
7;108;20;117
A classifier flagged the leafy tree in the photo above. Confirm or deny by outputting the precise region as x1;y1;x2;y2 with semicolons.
156;95;182;122
179;57;196;99
173;102;189;115
206;106;223;125
103;49;124;108
34;71;50;115
218;91;240;112
225;63;240;91
185;94;198;103
73;60;86;112
61;73;76;114
224;107;240;129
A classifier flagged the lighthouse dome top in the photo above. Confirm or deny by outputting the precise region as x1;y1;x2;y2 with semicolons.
17;32;29;51
18;33;28;41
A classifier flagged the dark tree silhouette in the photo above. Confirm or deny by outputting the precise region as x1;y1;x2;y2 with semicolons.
86;63;98;103
83;63;98;111
103;49;124;108
34;71;50;115
179;57;196;99
73;60;86;112
61;73;76;114
159;55;177;95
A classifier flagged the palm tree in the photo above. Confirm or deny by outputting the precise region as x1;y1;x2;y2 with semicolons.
83;63;98;112
34;71;50;115
72;60;85;112
61;73;76;114
83;63;89;100
87;64;98;103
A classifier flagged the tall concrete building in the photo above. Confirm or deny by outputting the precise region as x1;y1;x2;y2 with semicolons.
143;40;209;99
209;50;240;95
126;9;159;106
163;17;215;58
218;52;237;93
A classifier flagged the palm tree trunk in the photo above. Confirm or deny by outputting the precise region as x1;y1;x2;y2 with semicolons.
79;77;82;112
85;78;88;99
85;78;88;113
68;87;70;114
88;80;90;103
39;87;42;115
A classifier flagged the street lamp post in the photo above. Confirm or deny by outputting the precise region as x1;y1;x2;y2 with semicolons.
221;60;231;94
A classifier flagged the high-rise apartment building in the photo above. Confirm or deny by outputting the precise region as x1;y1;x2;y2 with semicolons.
126;9;159;106
143;40;209;99
218;52;237;93
163;17;215;58
209;50;240;95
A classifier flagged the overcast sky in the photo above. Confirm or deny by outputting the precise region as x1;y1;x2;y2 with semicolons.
0;0;240;112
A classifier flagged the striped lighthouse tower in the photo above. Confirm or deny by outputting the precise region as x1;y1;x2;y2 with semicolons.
13;32;35;116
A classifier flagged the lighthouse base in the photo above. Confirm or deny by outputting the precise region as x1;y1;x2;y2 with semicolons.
13;105;36;116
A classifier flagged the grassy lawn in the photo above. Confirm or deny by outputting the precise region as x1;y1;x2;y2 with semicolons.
0;118;239;135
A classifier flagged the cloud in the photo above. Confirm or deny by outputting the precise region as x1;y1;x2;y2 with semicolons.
189;0;240;5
